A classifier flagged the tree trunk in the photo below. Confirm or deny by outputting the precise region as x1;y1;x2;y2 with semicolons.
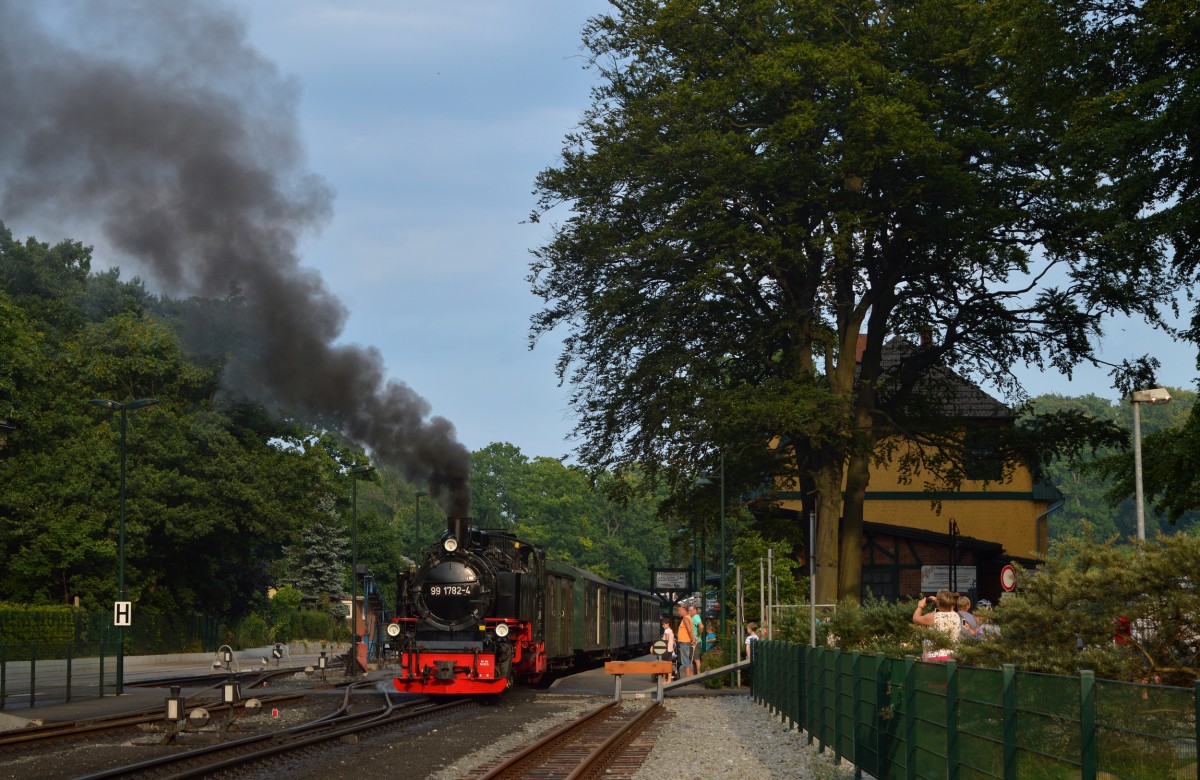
839;449;871;603
812;465;843;605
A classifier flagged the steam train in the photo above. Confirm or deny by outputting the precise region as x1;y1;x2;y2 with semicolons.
386;517;663;695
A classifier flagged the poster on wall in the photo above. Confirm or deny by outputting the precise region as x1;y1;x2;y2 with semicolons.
920;565;977;592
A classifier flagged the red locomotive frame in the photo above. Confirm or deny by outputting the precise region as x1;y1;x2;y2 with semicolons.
389;617;547;695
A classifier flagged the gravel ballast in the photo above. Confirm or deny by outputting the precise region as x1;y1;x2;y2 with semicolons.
632;695;856;780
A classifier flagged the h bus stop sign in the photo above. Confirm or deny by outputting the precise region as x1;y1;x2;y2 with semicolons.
651;639;668;656
114;601;132;627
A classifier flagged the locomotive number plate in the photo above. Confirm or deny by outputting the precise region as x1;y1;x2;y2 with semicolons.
427;584;477;597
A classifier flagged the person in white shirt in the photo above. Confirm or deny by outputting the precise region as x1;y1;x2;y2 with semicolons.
745;621;760;655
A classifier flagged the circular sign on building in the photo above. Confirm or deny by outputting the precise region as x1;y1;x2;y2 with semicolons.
1000;564;1017;592
651;639;668;656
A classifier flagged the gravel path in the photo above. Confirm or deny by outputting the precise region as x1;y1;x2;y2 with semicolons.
633;695;857;780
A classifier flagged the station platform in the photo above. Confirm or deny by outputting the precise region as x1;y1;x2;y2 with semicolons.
0;643;345;731
546;654;749;698
0;649;746;731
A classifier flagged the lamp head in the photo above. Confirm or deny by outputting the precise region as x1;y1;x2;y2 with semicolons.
1132;387;1171;404
351;464;375;475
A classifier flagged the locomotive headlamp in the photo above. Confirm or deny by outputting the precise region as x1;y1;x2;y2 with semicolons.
443;537;459;552
494;623;510;638
386;622;402;637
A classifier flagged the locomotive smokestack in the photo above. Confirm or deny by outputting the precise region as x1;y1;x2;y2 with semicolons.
449;517;469;547
0;1;472;514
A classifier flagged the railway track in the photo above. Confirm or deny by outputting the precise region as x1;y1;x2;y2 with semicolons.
0;692;305;750
472;699;665;780
74;683;475;779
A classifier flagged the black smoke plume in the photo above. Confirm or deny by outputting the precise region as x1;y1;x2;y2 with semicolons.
0;0;471;515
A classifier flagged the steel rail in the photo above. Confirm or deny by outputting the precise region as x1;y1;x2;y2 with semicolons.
566;700;662;780
478;700;663;780
0;693;305;749
76;686;470;780
477;701;618;780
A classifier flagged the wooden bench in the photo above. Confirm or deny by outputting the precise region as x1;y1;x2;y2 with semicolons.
605;660;673;701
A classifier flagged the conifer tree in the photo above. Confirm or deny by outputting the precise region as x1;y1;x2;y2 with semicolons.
281;492;349;617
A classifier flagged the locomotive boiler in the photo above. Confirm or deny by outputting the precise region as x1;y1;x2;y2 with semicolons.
388;517;661;696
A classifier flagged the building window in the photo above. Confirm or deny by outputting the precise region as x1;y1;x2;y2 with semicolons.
862;566;898;602
964;427;1003;481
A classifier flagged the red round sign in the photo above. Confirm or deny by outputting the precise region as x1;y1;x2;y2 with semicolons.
1000;565;1017;592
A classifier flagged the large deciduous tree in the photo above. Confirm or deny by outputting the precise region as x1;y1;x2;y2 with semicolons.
530;0;1179;602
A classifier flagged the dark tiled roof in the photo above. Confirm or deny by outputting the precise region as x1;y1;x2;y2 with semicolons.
873;337;1012;420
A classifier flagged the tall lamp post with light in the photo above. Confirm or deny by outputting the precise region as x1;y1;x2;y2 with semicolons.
696;452;727;646
1131;387;1171;541
349;463;375;677
88;397;160;695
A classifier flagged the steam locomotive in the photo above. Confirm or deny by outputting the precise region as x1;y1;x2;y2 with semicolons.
387;517;663;695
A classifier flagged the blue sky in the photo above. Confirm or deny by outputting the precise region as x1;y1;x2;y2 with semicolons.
236;0;1195;453
9;1;1197;460
230;0;611;459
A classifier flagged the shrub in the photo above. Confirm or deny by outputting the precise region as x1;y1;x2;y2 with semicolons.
0;602;74;645
700;645;730;688
292;609;337;641
232;613;269;648
821;593;930;658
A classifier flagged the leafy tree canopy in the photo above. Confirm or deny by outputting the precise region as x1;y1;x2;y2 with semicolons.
530;0;1185;602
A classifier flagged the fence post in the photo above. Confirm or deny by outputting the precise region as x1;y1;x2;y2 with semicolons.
1003;664;1016;780
816;647;826;753
875;653;887;780
29;642;36;708
1080;670;1096;780
768;638;777;710
764;641;773;712
1;643;6;709
905;655;916;780
99;643;105;698
834;648;844;764
852;650;863;780
946;660;959;780
1194;680;1199;780
798;643;807;736
806;645;816;745
788;643;798;729
66;643;72;702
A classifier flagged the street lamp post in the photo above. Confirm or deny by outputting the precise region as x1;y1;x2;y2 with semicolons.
414;491;427;561
1131;387;1171;541
349;464;375;677
697;453;727;660
718;452;726;641
88;397;159;695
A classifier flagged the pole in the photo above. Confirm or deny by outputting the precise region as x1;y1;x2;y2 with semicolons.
809;510;816;648
88;397;158;697
759;556;765;633
117;406;127;696
736;565;743;687
767;547;774;639
351;472;358;678
719;451;726;641
1134;399;1146;541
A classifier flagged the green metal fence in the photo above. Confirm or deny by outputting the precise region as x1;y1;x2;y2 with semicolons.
1;641;121;709
751;640;1199;780
0;611;226;710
